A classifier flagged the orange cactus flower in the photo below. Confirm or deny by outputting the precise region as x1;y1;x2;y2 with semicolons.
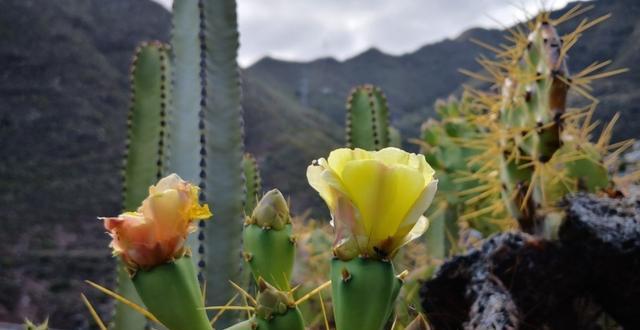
101;174;212;270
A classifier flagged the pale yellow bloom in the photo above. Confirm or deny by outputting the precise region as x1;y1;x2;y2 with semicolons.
101;174;212;270
307;147;437;260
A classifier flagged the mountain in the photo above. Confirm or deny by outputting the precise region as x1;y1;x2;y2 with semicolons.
246;0;640;142
1;0;638;328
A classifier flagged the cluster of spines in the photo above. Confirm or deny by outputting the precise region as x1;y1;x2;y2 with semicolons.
451;5;632;234
345;84;391;150
196;0;208;279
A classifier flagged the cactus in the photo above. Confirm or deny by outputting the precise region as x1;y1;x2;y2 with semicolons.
166;0;246;314
112;41;172;330
198;0;246;309
418;96;508;256
132;256;212;330
442;6;630;235
242;153;262;215
242;189;294;290
224;280;304;330
223;190;304;330
331;258;402;330
166;0;203;272
345;84;391;150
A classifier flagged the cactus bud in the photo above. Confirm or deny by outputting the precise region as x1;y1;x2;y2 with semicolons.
248;189;290;230
243;189;295;290
250;279;305;330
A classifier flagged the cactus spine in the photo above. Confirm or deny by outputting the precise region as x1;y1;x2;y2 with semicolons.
242;153;262;215
345;84;391;150
428;7;631;237
112;42;171;330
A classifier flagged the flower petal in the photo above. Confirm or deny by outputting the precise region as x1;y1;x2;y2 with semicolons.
390;215;430;255
393;179;438;241
340;160;425;246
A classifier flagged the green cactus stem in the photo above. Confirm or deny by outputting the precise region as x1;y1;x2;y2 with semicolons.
199;0;246;310
345;84;391;150
113;41;171;330
132;256;212;330
330;258;402;330
167;0;246;315
243;189;294;290
253;280;305;330
167;0;203;271
243;153;262;215
223;319;256;330
223;280;304;330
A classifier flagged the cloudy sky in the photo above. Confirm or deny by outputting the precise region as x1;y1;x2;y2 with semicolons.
152;0;582;67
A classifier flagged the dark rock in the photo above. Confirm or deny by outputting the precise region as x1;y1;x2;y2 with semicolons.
421;194;640;329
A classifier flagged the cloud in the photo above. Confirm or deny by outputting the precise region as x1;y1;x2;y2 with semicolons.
151;0;582;67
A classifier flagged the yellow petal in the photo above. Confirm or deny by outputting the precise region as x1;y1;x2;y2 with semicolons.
393;179;438;240
307;162;337;210
390;215;430;255
373;147;410;166
150;173;183;194
327;148;371;179
340;160;425;246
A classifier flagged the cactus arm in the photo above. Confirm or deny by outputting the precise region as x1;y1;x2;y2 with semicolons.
112;42;172;330
242;153;262;215
200;0;246;315
371;87;391;147
345;85;390;150
166;0;204;271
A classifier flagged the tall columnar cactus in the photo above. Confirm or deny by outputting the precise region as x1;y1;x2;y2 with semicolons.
166;0;246;313
112;41;172;330
452;7;630;234
242;153;262;215
345;84;391;150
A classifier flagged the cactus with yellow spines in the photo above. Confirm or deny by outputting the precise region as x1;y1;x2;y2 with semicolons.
418;95;507;257
346;84;391;150
452;5;631;234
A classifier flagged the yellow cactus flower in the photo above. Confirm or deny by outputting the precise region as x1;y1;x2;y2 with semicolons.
101;174;212;270
307;147;437;260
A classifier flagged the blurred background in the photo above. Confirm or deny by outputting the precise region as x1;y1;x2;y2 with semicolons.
0;0;638;328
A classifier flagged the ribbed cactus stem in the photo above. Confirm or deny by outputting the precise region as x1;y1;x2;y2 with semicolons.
167;0;203;272
168;0;246;318
112;41;172;330
345;84;391;150
199;0;246;313
242;153;262;215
